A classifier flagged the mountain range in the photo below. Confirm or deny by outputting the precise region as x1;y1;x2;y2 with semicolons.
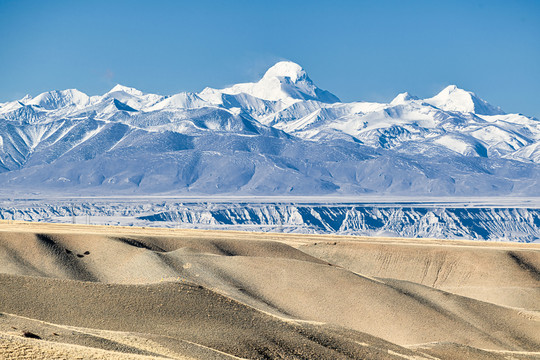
1;61;539;196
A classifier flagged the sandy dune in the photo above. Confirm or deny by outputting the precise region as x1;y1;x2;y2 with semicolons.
299;241;540;309
0;221;539;359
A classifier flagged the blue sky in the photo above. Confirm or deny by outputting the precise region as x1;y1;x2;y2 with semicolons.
1;0;539;117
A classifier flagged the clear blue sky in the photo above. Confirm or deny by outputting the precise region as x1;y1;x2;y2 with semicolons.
1;0;539;117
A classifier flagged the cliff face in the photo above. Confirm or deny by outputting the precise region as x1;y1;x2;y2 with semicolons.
139;204;540;242
1;201;538;242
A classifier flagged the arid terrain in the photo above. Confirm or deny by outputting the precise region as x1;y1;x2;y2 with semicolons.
0;221;539;359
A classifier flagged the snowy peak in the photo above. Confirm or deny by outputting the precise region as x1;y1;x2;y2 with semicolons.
259;61;340;103
20;94;32;103
425;85;504;115
103;84;164;110
390;92;419;105
145;92;207;111
262;61;308;82
203;61;340;104
107;84;144;96
28;89;90;110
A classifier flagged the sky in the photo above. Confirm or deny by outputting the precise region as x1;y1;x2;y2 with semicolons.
1;0;539;117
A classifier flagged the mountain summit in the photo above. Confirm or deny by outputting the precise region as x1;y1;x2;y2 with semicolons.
390;92;419;105
107;84;145;97
262;61;308;82
424;85;504;115
201;61;340;104
27;89;90;110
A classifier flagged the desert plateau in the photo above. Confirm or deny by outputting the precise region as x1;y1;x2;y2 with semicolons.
0;221;538;359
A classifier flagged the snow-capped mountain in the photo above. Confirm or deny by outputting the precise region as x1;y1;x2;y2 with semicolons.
0;61;538;196
424;85;505;115
199;61;340;104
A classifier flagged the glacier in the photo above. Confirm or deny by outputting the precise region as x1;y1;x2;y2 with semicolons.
1;61;539;241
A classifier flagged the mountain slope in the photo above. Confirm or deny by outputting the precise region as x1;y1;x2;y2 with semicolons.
0;61;538;196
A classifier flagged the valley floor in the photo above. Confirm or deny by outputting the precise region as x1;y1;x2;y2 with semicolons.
0;221;539;359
